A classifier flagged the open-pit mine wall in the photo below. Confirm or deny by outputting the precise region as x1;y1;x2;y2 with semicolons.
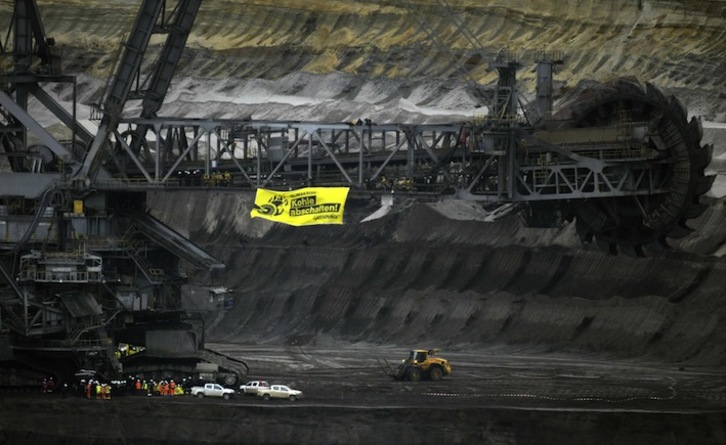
1;0;724;123
148;190;726;367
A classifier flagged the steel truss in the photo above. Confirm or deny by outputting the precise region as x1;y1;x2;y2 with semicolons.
86;115;668;205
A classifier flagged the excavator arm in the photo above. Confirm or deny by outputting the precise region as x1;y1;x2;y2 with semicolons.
77;0;202;181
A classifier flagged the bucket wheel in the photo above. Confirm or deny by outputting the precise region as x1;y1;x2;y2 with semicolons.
559;78;714;256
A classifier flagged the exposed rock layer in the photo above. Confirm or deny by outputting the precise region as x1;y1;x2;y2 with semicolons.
1;1;724;121
148;191;726;367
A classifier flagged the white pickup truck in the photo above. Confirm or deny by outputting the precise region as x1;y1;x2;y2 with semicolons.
239;380;269;395
190;383;235;399
257;384;303;401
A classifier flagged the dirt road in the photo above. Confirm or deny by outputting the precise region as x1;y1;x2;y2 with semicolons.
2;344;724;444
214;343;726;412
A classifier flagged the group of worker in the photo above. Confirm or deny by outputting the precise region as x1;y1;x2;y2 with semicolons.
377;175;415;191
42;375;194;399
202;171;233;187
82;379;112;400
41;377;56;393
133;378;185;396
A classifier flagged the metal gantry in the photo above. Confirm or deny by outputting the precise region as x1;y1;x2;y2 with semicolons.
86;113;668;206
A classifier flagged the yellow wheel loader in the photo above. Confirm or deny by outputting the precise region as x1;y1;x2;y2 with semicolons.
382;349;453;382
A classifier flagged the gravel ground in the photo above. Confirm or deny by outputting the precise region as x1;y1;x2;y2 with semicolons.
3;345;724;444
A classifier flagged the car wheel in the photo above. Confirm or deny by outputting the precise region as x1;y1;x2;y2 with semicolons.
289;395;297;401
263;393;271;401
408;367;421;382
430;366;443;382
196;393;204;398
223;393;230;400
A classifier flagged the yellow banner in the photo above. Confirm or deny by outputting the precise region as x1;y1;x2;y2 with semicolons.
250;187;350;226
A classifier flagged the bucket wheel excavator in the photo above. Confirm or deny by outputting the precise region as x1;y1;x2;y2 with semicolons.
0;0;714;387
